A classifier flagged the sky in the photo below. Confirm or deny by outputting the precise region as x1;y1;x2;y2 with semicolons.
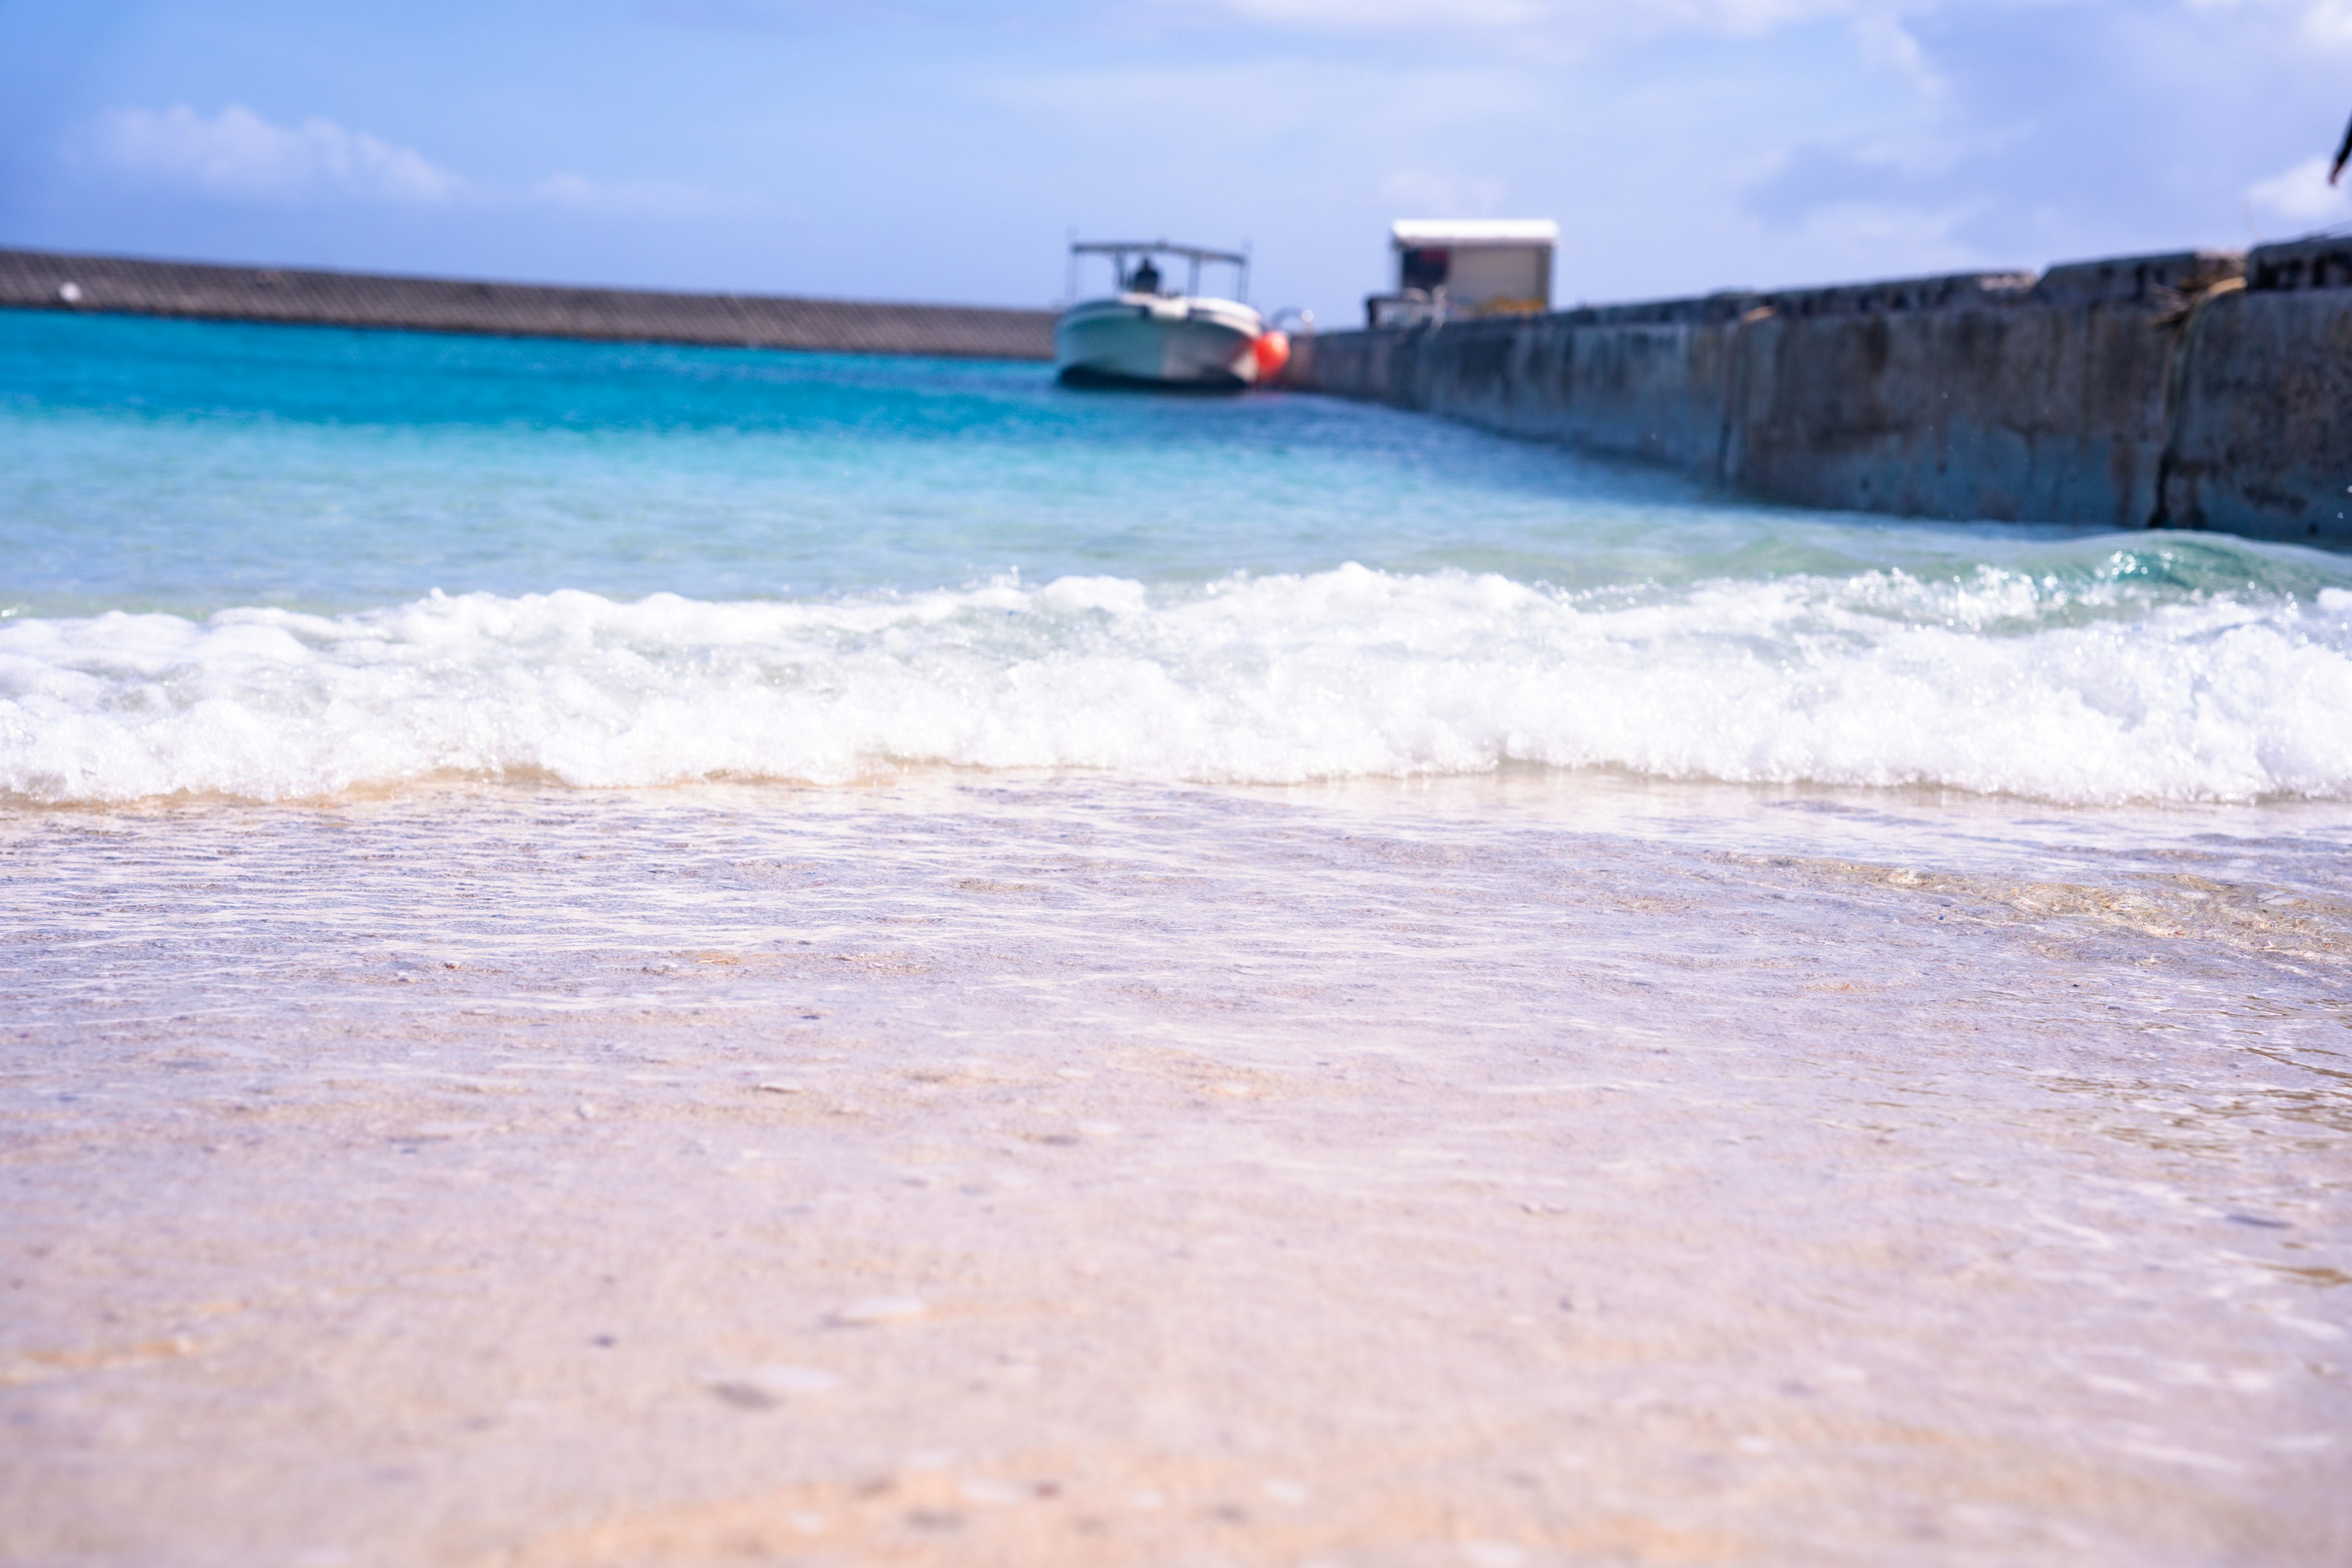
0;0;2346;322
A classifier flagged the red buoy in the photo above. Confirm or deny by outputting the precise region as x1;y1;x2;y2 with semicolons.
1251;330;1292;384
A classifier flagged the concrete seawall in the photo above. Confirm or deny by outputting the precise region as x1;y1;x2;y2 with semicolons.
1289;241;2352;545
0;247;1057;361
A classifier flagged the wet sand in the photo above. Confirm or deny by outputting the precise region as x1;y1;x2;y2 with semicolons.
4;776;2348;1566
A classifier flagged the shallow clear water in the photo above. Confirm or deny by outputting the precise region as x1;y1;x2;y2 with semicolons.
2;309;2347;1566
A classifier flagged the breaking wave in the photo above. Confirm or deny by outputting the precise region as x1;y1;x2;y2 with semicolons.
6;565;2352;805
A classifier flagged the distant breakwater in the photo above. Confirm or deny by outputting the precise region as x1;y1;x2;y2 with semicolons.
1287;241;2352;546
0;247;1056;361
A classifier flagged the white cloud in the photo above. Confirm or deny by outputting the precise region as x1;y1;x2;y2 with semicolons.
2309;0;2352;43
1852;10;1939;89
2246;154;2352;225
2185;0;2352;47
83;105;746;222
91;104;466;204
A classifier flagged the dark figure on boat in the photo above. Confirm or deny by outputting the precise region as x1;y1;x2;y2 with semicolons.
1129;257;1161;295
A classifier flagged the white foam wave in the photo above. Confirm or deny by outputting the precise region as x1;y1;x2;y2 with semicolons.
6;567;2351;805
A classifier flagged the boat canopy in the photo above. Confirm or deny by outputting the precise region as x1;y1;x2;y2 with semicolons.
1067;238;1250;301
1071;240;1247;265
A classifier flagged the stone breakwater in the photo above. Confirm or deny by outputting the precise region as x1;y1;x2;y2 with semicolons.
1288;241;2352;545
0;247;1057;361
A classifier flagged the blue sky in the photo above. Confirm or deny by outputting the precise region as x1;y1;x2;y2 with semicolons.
0;1;2345;321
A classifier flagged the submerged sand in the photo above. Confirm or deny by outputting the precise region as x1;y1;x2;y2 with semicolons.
3;775;2348;1566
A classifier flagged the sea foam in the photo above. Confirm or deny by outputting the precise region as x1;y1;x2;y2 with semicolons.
4;566;2350;805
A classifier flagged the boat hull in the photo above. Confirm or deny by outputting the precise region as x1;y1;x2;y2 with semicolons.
1055;296;1268;390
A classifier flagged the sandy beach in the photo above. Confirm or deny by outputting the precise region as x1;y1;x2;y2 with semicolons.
6;775;2347;1567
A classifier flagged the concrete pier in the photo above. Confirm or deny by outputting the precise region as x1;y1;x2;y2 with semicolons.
0;247;1056;361
1288;241;2352;545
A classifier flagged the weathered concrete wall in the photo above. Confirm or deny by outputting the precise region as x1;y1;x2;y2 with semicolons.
1298;293;1758;477
1289;246;2351;545
0;247;1057;360
2158;239;2352;542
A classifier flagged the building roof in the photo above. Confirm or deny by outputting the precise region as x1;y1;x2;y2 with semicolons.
1389;219;1559;248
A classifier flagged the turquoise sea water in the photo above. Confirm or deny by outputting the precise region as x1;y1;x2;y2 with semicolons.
5;308;2351;805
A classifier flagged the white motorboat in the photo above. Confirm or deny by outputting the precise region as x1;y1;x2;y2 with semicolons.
1055;240;1290;390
